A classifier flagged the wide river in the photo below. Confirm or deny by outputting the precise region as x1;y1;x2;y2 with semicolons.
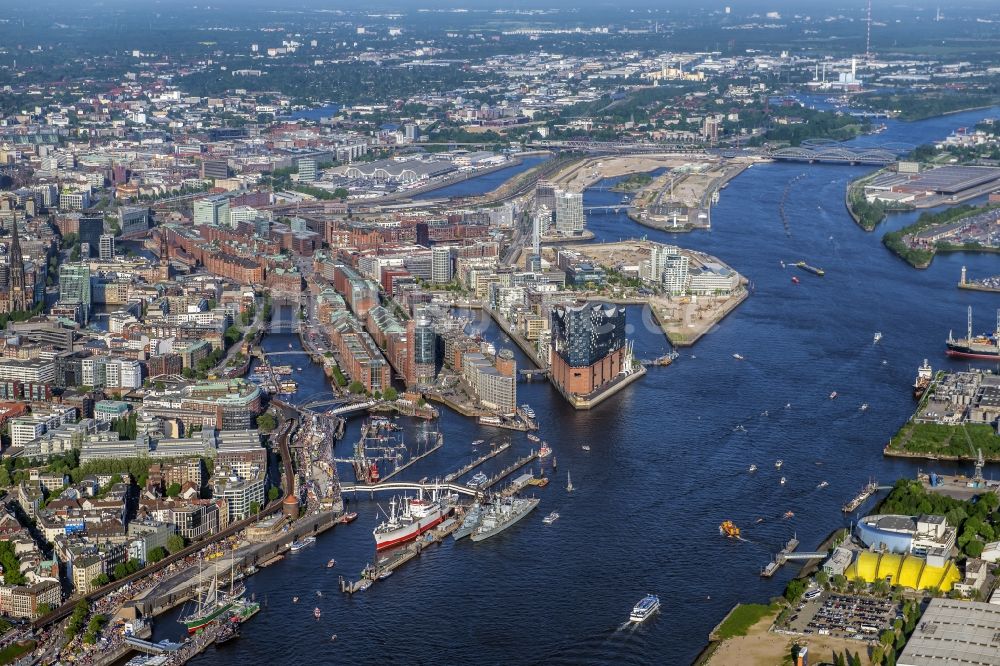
158;106;1000;665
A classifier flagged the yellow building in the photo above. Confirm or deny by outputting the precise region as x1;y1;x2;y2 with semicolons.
845;551;961;592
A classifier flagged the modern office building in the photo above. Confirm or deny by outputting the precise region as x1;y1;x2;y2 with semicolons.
78;217;104;256
550;301;632;399
193;195;230;227
298;158;317;182
98;234;115;261
58;264;91;322
200;159;229;180
554;190;585;235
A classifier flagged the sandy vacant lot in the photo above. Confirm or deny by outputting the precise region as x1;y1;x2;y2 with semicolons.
709;610;873;666
552;155;710;191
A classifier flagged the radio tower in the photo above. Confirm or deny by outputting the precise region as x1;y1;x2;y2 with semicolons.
865;0;872;63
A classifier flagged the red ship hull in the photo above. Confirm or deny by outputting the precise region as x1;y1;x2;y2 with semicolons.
946;349;1000;360
375;514;446;551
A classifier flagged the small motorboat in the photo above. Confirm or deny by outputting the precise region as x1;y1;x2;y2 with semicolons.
780;477;787;485
829;391;837;399
775;460;783;469
327;559;336;568
783;511;795;519
543;511;560;525
581;445;591;451
316;590;322;597
377;570;393;580
860;403;869;411
292;596;299;603
755;517;765;524
331;634;337;642
733;353;744;360
817;481;829;489
873;331;882;344
314;607;321;619
749;464;758;473
791;276;800;284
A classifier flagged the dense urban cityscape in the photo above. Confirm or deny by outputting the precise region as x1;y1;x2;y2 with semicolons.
0;1;998;664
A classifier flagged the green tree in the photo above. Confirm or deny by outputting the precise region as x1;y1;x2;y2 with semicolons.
167;482;182;498
348;380;364;394
783;578;807;603
256;413;277;432
268;487;281;502
36;602;53;616
249;501;261;515
92;573;110;588
166;534;186;554
383;386;398;401
147;547;168;564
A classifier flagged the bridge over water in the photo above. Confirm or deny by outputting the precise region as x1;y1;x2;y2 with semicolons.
768;139;913;166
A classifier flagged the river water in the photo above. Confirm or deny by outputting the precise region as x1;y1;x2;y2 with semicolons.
158;107;1000;665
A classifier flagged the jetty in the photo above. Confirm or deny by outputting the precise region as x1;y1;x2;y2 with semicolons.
760;535;817;577
340;515;462;594
481;450;540;489
443;442;511;482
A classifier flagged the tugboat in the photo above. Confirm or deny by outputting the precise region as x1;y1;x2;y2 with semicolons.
719;521;741;538
913;359;932;400
538;442;552;458
630;595;661;624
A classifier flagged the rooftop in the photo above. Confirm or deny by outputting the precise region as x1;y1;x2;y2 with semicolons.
897;599;1000;666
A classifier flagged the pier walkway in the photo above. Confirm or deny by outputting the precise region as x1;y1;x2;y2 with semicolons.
340;481;479;497
124;637;181;655
444;442;511;482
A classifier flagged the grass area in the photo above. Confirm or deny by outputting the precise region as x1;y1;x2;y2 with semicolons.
888;422;1000;459
0;641;36;665
612;172;654;192
716;603;778;640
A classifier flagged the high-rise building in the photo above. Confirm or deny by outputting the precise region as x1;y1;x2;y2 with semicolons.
431;246;453;284
98;234;115;261
554;190;585;235
415;222;430;247
550;301;631;399
120;207;150;235
58;264;91;323
298;158;317;182
533;205;548;254
193;195;230;227
78;217;104;256
413;315;436;385
536;181;557;211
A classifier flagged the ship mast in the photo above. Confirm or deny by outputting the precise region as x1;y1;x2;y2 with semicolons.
995;308;999;348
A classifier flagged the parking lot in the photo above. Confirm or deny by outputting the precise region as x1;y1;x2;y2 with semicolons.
782;591;900;641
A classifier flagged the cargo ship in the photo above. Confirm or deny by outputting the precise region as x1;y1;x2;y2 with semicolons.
794;261;825;276
469;496;540;542
913;359;932;400
373;489;452;551
946;307;1000;360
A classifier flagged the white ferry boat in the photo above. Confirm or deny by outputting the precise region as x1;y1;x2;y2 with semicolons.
289;536;316;552
543;511;560;525
630;594;661;623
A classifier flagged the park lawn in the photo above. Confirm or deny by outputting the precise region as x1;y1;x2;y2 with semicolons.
889;422;1000;459
716;603;779;640
0;640;36;665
